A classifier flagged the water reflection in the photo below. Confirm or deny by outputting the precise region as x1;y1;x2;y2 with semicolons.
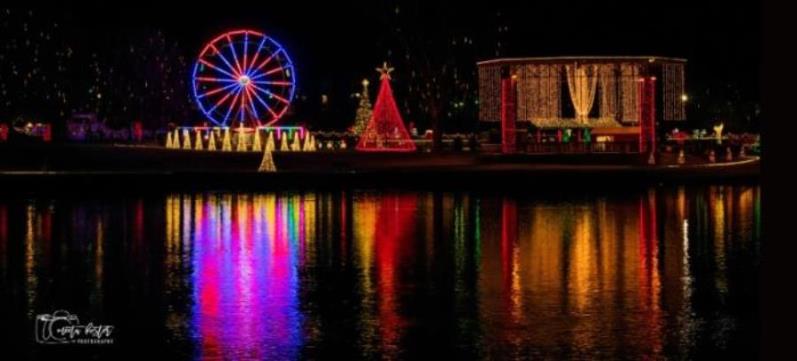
167;194;305;360
0;185;760;359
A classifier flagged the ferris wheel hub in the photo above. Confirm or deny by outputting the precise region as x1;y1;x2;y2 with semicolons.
238;75;251;86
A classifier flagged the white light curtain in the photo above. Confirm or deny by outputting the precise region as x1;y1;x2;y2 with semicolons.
566;64;598;123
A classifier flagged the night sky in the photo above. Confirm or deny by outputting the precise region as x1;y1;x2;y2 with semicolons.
2;0;760;131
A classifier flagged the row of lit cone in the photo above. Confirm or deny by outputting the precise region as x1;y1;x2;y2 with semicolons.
675;146;746;165
706;146;745;163
165;128;318;152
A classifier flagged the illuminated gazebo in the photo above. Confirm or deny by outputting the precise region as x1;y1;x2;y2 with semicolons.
477;56;687;156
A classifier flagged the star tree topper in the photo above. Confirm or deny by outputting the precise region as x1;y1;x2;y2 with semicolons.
376;62;394;80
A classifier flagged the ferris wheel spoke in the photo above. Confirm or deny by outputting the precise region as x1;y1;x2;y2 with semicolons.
222;87;244;125
250;86;279;118
199;58;237;79
272;93;289;104
252;83;290;106
251;66;286;82
239;84;249;122
196;76;237;83
263;66;285;76
197;82;239;99
244;86;261;120
261;88;289;104
250;48;282;75
208;44;240;77
226;34;245;77
243;32;249;78
245;36;268;75
207;89;236;114
253;80;292;86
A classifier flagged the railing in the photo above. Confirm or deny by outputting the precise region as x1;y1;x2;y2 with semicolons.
522;141;640;154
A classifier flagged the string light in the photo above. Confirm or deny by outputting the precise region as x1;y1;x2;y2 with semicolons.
663;62;686;120
621;63;640;123
356;63;416;152
565;63;598;123
599;64;618;120
479;59;658;126
478;64;502;121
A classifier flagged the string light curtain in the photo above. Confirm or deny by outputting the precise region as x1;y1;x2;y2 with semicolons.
478;64;502;122
516;64;533;121
539;64;562;120
515;64;562;122
566;64;598;124
599;64;618;120
663;62;686;120
620;63;640;122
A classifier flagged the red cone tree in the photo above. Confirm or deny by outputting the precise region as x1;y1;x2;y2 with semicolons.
356;63;416;152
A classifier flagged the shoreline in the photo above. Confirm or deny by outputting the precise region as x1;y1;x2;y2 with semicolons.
0;143;759;191
0;157;759;192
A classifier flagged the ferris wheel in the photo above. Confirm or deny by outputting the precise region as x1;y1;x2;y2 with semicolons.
192;29;296;127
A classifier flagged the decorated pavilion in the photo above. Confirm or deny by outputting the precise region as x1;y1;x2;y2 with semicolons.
477;56;687;156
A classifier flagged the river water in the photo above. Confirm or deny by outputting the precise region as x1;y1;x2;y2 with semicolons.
0;185;760;359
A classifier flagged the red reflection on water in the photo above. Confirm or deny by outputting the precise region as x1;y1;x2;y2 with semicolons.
192;195;302;360
134;199;145;245
639;190;663;354
0;205;6;260
41;207;52;244
500;198;520;320
374;194;417;352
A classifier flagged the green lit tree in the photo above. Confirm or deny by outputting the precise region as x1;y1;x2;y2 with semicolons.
352;78;373;135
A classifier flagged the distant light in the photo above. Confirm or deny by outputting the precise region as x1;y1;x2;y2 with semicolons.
681;94;688;102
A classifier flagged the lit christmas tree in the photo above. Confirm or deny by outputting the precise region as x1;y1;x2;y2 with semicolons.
352;78;373;135
236;124;248;152
194;129;204;150
291;132;302;151
265;131;275;152
309;135;317;151
182;129;192;150
208;131;217;151
252;129;263;152
280;132;290;151
356;63;416;152
222;128;232;151
258;149;277;172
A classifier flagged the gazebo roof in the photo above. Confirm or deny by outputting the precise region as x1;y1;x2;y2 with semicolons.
478;56;687;66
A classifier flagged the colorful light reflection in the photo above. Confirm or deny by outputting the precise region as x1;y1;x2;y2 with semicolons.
178;194;303;360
